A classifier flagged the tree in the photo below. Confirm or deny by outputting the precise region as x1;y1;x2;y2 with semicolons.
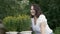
0;0;29;19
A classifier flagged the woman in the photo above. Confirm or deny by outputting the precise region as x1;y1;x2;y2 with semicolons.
30;4;53;34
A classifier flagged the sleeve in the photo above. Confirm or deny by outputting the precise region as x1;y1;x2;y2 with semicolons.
38;15;47;23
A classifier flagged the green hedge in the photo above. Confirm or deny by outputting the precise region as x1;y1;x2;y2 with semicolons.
3;15;31;32
3;16;17;31
16;15;31;32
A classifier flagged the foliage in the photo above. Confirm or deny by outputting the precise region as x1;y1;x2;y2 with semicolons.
3;14;31;32
54;27;60;34
0;0;29;19
16;15;31;32
3;16;17;31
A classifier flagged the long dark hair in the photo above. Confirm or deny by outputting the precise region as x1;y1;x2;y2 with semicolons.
30;3;42;18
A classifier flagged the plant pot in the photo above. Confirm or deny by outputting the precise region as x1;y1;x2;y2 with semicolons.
6;32;18;34
20;31;32;34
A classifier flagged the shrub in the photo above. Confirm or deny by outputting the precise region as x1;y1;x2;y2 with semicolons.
16;15;31;32
3;15;31;32
3;16;17;31
54;27;60;34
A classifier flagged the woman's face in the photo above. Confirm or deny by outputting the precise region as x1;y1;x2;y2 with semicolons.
30;6;36;16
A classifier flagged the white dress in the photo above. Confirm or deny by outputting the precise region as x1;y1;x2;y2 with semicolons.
31;14;53;34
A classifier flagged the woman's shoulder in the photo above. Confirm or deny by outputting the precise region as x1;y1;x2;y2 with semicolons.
38;14;47;22
39;14;46;19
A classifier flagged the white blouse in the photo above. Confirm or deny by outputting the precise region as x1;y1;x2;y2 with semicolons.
31;14;53;34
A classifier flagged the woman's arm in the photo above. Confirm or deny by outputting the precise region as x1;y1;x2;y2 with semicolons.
40;22;46;34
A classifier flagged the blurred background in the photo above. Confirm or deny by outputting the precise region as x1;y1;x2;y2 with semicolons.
0;0;60;34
